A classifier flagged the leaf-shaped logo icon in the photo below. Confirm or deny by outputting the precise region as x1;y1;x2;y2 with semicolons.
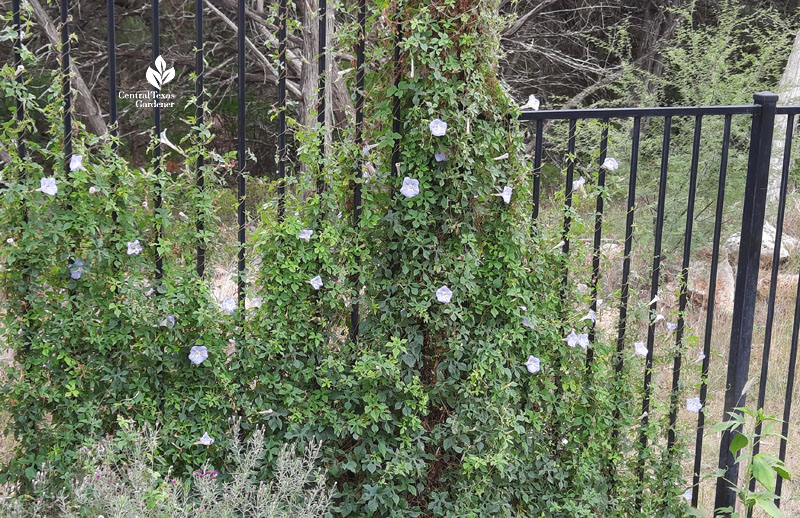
146;55;176;90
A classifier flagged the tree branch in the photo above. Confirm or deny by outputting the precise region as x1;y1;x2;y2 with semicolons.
28;0;108;136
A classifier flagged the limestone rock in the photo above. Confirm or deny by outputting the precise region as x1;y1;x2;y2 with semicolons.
726;223;790;268
687;248;735;314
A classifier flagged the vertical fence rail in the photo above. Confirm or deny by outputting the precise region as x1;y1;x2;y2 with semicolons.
610;116;641;494
586;120;609;373
635;116;671;504
746;115;793;516
714;92;778;515
13;0;25;161
316;0;327;195
531;120;543;223
152;0;163;281
350;0;366;343
106;0;117;141
692;113;732;508
61;0;72;175
277;0;287;221
614;117;641;377
667;115;702;455
195;0;206;277
391;13;401;176
776;249;800;505
560;119;576;299
236;0;246;310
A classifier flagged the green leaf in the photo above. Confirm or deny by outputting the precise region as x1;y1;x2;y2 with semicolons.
752;493;781;518
730;432;748;455
707;420;737;435
752;455;776;493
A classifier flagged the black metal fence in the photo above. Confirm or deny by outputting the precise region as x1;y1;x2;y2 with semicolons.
523;97;799;515
7;0;800;515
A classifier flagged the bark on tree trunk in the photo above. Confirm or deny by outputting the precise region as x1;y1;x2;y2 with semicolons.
767;26;800;208
299;0;319;131
29;0;109;137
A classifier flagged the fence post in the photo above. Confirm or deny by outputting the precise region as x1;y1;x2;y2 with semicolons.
714;91;777;515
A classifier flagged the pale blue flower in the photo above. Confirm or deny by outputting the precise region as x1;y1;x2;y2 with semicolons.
686;397;702;413
682;488;693;502
525;355;541;374
160;129;182;153
429;119;447;137
69;154;84;172
222;298;237;314
436;285;452;303
522;317;535;330
434;151;447;162
298;229;314;241
161;315;176;329
580;309;596;323
309;275;323;290
250;297;263;309
634;341;648;358
521;94;540;111
69;259;86;280
400;177;420;198
189;345;208;365
37;177;58;196
127;239;143;255
572;176;586;191
197;432;214;446
493;185;512;204
667;322;678;332
602;157;619;171
566;330;589;349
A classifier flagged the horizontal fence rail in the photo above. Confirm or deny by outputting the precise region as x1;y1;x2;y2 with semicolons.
4;1;800;514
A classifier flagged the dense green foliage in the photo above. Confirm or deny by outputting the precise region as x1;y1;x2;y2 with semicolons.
0;2;701;517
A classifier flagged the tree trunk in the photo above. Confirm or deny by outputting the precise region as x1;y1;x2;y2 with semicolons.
767;27;800;209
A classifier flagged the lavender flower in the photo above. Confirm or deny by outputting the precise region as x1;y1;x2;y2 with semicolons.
602;157;619;171
429;119;447;137
161;315;176;329
37;177;58;196
69;259;86;280
525;355;541;374
222;298;237;314
436;285;452;303
189;345;208;365
69;154;84;172
520;94;540;111
197;432;214;446
666;322;678;332
566;331;590;349
309;275;323;290
400;177;420;198
522;317;535;330
298;229;314;241
126;239;143;255
686;397;702;413
493;185;513;204
634;341;648;358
